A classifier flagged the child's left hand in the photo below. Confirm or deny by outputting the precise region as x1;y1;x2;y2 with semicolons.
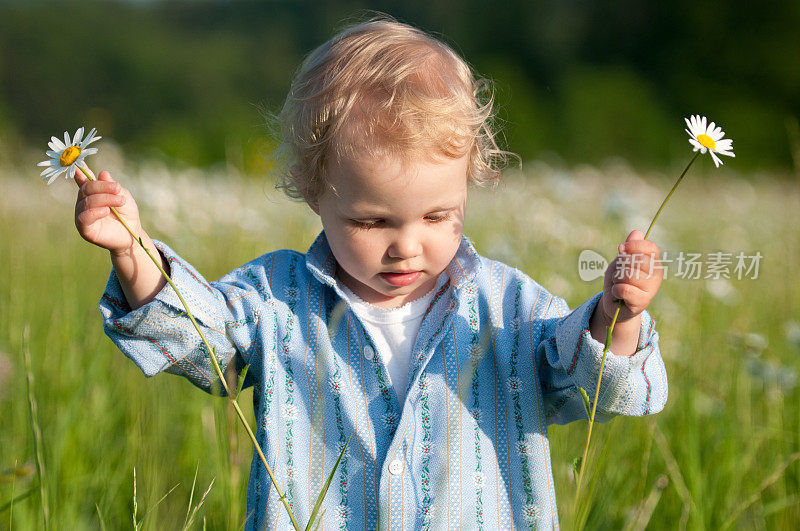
599;230;663;324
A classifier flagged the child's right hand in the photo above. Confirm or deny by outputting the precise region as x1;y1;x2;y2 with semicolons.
74;169;143;254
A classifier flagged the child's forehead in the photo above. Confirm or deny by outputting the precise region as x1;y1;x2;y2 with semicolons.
326;151;469;210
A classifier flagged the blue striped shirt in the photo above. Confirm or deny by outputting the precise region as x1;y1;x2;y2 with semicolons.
100;232;667;530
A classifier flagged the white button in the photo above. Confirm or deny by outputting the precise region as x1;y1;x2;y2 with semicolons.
388;459;403;475
363;345;375;360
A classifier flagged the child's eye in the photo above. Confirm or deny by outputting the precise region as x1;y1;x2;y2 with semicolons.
425;211;453;223
351;219;383;230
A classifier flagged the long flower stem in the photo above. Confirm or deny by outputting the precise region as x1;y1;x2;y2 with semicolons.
77;165;301;531
574;153;699;504
644;153;699;240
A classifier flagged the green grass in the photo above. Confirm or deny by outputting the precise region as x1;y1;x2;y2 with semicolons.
1;160;798;528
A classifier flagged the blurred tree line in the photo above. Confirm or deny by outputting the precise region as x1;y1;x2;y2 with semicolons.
1;0;798;174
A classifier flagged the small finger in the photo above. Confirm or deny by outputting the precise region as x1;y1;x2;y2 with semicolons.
615;268;660;290
621;240;659;256
74;169;89;187
98;170;114;183
610;283;649;313
79;162;95;180
76;206;111;227
80;193;126;211
624;253;660;277
84;180;121;195
625;230;645;243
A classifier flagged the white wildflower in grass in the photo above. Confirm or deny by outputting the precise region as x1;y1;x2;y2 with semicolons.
38;127;101;184
705;278;740;306
784;320;800;348
744;332;768;353
685;115;735;168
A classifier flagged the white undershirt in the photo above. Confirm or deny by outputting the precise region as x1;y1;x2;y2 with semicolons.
337;276;444;405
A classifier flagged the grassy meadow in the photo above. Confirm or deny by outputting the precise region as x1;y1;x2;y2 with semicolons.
1;153;799;529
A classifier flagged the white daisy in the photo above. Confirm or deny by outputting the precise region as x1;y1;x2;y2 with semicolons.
37;127;101;185
684;115;734;168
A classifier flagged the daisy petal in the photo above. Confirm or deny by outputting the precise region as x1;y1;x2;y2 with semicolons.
68;165;77;180
73;127;85;145
82;147;98;156
50;136;65;150
42;167;66;180
689;117;700;136
709;151;723;168
37;160;56;167
81;128;96;147
43;167;64;179
46;150;60;158
64;131;71;147
82;134;101;147
715;139;733;150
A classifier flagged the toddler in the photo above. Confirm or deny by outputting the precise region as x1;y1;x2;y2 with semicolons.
76;17;667;530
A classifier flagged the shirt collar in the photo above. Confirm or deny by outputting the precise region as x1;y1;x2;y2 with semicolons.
305;231;482;290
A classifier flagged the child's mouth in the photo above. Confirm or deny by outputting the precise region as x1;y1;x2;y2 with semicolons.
379;271;422;287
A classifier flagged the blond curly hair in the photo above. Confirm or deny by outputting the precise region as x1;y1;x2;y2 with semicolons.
275;16;515;203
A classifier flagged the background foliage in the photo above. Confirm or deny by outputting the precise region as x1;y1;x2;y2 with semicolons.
1;0;799;172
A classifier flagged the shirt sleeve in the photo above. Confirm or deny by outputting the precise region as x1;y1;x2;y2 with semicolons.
537;291;668;426
98;240;272;394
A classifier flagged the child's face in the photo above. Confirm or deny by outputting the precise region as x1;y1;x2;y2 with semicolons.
313;152;468;308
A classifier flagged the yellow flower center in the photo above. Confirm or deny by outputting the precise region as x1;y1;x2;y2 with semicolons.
60;146;81;167
697;134;716;150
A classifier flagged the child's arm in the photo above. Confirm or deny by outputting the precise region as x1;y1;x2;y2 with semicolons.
74;169;168;309
78;169;269;393
535;231;666;425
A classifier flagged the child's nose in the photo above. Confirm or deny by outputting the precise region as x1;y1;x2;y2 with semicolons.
388;230;422;259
